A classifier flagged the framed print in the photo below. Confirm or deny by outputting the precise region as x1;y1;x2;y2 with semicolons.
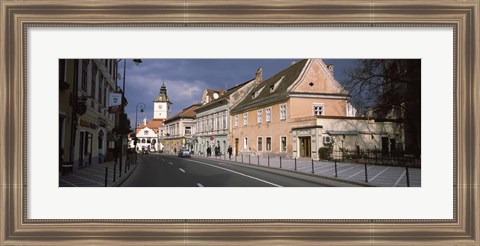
1;0;479;245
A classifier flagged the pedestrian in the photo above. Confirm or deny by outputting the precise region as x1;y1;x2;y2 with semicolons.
228;145;232;159
207;146;211;157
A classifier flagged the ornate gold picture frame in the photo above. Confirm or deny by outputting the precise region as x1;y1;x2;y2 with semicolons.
1;0;478;244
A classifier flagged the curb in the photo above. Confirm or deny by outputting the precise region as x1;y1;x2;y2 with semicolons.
112;162;139;187
192;155;375;187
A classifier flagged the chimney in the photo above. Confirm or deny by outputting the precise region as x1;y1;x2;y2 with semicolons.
255;67;263;83
143;117;147;126
326;64;334;76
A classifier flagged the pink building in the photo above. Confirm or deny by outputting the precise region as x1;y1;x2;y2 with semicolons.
230;59;403;159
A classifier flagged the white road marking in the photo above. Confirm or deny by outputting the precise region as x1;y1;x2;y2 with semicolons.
394;170;407;187
168;162;173;165
347;165;372;179
336;165;357;174
189;159;282;187
179;168;186;173
368;166;391;182
197;183;204;187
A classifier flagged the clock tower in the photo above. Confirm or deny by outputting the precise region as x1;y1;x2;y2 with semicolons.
153;82;172;120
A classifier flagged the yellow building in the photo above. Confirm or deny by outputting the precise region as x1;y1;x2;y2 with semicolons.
161;104;201;154
60;59;118;168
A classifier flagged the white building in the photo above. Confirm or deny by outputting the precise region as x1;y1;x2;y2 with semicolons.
193;78;256;156
129;82;171;152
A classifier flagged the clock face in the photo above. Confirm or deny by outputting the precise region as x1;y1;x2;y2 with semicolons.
158;104;163;109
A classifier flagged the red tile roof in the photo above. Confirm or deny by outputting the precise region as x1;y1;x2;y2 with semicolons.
135;119;164;134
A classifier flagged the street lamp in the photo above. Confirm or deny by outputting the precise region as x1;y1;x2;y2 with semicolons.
117;59;142;172
134;102;146;152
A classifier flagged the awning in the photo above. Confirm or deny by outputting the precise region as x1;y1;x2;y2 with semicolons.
325;131;359;135
326;130;388;135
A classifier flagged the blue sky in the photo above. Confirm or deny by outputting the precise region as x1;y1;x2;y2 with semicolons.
121;59;356;127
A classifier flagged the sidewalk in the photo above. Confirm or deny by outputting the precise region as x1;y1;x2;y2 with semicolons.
194;154;421;187
59;156;137;187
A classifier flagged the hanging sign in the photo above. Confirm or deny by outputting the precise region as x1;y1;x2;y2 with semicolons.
109;93;122;106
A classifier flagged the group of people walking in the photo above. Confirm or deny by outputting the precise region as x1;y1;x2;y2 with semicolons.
206;146;220;157
206;145;233;159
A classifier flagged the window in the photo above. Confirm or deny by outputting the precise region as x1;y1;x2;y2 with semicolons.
98;131;104;149
103;86;107;106
144;130;148;135
266;137;272;151
234;115;239;127
243;113;248;126
185;126;192;135
244;138;248;150
98;78;103;107
257;109;262;124
223;111;227;129
281;136;287;152
270;76;285;93
81;60;89;91
313;104;325;116
251;86;265;99
280;104;287;120
266;107;272;122
91;63;97;100
257;137;263;151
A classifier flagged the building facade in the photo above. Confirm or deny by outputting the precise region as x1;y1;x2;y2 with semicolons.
134;118;160;152
230;59;403;159
59;59;119;169
193;80;257;156
160;104;201;154
129;83;170;152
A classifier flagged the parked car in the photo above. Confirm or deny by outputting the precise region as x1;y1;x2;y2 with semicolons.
178;148;191;158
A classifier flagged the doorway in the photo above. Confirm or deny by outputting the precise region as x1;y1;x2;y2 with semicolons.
299;136;311;158
381;137;389;156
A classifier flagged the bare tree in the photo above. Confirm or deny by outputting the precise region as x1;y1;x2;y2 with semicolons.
344;59;421;157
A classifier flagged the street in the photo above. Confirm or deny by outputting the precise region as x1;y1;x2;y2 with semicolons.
120;153;360;187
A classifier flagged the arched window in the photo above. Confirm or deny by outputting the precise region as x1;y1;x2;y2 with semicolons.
141;139;146;143
147;139;151;143
152;139;157;145
98;130;104;149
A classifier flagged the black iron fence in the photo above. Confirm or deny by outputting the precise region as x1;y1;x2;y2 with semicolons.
326;149;421;168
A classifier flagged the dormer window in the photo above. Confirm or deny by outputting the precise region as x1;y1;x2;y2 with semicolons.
270;76;285;93
251;86;265;99
144;130;148;135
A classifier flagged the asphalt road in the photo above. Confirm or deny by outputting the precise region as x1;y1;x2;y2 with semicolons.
121;154;359;187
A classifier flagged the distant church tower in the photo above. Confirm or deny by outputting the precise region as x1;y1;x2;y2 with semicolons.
153;82;172;120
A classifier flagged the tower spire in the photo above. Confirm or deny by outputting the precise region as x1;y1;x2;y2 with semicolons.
153;81;172;120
